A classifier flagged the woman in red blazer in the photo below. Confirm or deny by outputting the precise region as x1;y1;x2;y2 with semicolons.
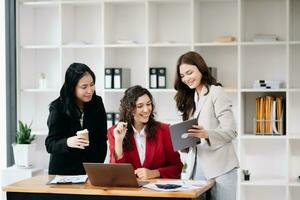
107;85;183;180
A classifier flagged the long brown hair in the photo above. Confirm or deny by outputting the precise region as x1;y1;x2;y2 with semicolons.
119;85;158;150
174;51;221;120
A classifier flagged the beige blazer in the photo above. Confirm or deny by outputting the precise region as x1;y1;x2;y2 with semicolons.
185;85;239;180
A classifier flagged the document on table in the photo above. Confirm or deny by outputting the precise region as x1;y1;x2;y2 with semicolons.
48;175;88;184
143;180;207;192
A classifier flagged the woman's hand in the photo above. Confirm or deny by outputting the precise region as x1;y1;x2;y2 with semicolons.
134;168;160;180
187;125;208;139
113;122;128;160
67;135;89;149
113;122;128;142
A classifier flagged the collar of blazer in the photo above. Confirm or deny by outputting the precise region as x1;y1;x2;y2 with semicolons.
193;86;209;119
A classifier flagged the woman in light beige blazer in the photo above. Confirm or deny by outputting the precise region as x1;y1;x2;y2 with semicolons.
174;51;239;200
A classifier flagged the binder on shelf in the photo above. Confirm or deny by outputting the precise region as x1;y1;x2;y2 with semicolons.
149;68;158;89
114;113;120;125
107;112;114;128
113;68;131;89
208;67;217;80
104;68;131;89
276;96;284;134
255;97;260;133
265;96;273;134
149;68;166;88
105;68;113;89
271;100;279;134
113;68;121;89
106;112;121;127
157;68;166;88
258;96;265;134
254;95;285;135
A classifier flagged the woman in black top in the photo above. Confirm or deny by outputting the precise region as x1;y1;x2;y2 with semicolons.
45;63;107;175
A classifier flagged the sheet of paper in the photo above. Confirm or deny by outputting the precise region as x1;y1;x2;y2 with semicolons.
48;175;88;184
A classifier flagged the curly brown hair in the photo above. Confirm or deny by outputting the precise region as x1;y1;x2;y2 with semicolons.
119;85;158;150
174;51;222;120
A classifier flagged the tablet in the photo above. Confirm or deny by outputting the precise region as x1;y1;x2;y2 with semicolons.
169;118;200;151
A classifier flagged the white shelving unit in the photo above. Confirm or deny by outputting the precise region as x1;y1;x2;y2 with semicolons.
16;0;300;199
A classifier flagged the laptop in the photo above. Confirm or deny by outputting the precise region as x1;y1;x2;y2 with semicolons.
83;163;148;187
169;118;201;151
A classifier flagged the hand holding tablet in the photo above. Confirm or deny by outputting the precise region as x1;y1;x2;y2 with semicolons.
169;119;201;151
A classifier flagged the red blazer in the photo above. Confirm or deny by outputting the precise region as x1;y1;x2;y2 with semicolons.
107;123;183;179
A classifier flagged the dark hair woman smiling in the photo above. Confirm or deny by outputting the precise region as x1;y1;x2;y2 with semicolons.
45;63;107;175
107;85;182;179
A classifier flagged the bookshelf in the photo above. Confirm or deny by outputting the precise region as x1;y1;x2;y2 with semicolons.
16;0;300;199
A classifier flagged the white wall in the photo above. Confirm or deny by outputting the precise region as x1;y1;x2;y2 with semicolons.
0;0;7;187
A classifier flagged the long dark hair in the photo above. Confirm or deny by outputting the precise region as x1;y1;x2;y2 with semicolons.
174;51;221;120
50;63;96;119
119;85;158;150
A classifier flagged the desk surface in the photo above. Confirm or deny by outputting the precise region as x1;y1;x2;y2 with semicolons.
2;175;215;199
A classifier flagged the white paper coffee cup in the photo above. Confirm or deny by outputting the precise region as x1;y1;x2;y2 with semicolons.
76;129;89;141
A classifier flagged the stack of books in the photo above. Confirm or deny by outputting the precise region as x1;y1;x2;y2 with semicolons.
255;95;284;135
